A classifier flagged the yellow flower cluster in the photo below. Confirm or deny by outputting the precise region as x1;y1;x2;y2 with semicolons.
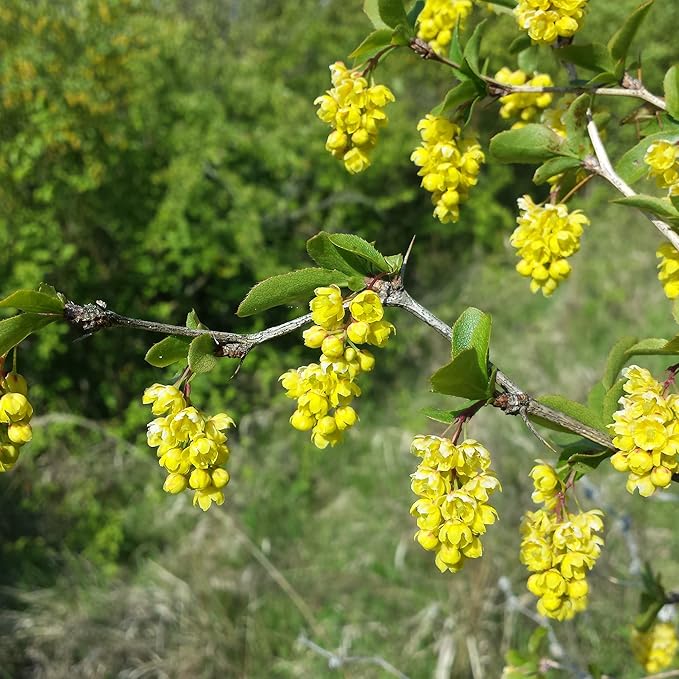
494;68;553;129
416;0;473;55
515;0;589;44
632;622;679;673
281;287;394;449
143;384;235;511
657;243;679;299
609;365;679;497
645;140;679;196
510;194;589;296
314;62;395;174
411;114;485;224
410;436;501;573
520;462;604;620
0;372;33;472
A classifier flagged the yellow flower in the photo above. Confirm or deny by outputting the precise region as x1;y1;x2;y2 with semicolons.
632;622;678;673
163;473;188;494
416;0;473;54
411;115;485;224
309;285;345;330
314;62;395;173
515;0;589;44
657;243;679;299
142;383;186;416
410;435;501;573
529;461;562;508
511;195;588;296
495;68;554;128
645;140;679;195
0;392;33;423
349;290;384;324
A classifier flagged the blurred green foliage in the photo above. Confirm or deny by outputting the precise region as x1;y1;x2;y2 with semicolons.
1;0;679;676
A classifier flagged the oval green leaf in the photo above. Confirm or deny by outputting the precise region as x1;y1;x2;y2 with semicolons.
145;335;190;368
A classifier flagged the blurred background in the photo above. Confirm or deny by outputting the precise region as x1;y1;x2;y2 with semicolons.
1;0;678;676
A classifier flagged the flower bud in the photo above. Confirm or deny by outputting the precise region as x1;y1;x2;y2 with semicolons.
5;372;28;396
163;473;188;494
189;468;211;490
302;325;327;349
8;423;32;445
211;468;230;488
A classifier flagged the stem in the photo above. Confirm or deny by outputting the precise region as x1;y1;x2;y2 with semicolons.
64;279;614;450
584;110;679;252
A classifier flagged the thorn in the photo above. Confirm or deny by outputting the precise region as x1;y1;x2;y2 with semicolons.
400;235;416;284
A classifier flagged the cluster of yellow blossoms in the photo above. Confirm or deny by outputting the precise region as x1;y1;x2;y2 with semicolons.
520;462;604;620
0;372;33;472
143;384;234;511
632;622;679;673
280;287;394;449
644;140;679;197
494;68;553;129
410;435;501;573
416;0;473;55
314;62;395;174
510;195;589;296
515;0;589;44
411;114;485;224
609;365;679;497
657;243;679;299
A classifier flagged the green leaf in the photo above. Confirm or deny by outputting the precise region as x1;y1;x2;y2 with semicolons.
186;309;204;330
616;130;679;184
451;307;492;368
602;378;625;426
586;71;618;87
407;0;424;26
0;313;57;356
448;21;463;65
430;348;494;399
188;334;218;374
587;381;606;415
508;34;532;54
533;156;581;185
538;394;605;432
462;19;487;77
363;0;390;29
237;267;350;317
664;64;679;120
517;45;540;74
603;335;638;389
0;289;65;314
306;232;365;277
421;401;482;423
608;0;655;63
431;79;480;116
145;336;190;368
377;0;408;28
626;337;679;356
563;93;590;149
349;29;395;64
490;124;573;164
556;43;614;73
613;194;679;221
384;253;403;274
327;233;391;273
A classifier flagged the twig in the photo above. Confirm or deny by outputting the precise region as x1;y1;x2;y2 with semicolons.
63;278;613;450
584;110;679;252
297;632;410;679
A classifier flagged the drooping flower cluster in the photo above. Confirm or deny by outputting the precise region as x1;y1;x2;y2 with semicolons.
280;287;394;449
410;435;501;573
143;384;235;511
515;0;589;44
314;62;395;174
494;68;553;129
657;243;679;299
609;365;679;497
416;0;473;55
411;114;485;224
520;462;604;621
0;371;33;472
644;140;679;196
510;195;589;296
632;622;679;673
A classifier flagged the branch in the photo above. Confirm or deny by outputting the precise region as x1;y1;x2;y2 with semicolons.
64;279;613;449
583;110;679;252
408;40;666;111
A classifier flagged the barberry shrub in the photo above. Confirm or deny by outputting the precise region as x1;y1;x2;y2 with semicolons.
2;0;679;674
